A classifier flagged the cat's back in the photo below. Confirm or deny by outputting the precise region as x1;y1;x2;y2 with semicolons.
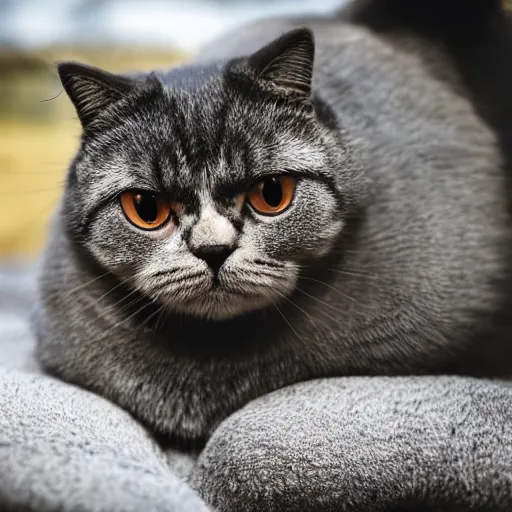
197;17;484;145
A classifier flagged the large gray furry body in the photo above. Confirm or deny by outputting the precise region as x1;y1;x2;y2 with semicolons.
35;0;512;444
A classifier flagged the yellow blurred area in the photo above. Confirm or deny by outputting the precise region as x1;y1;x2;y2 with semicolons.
0;48;187;257
0;121;76;254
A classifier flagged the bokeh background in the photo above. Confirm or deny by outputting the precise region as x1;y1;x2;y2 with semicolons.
1;0;511;258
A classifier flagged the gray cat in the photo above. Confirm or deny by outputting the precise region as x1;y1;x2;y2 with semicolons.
35;0;512;441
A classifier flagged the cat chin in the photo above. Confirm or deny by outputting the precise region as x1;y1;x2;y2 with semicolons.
159;289;286;321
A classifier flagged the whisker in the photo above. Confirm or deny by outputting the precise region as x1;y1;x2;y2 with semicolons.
297;263;397;290
298;263;382;280
91;300;153;343
299;276;358;303
44;274;129;309
137;303;168;333
231;275;286;288
152;305;168;332
89;298;140;329
328;268;379;279
294;286;349;316
62;271;111;298
79;286;141;328
272;288;317;324
99;286;140;313
333;268;399;287
273;302;302;341
40;88;64;102
83;279;132;309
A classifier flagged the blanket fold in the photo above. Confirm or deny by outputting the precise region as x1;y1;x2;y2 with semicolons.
192;377;512;511
0;368;210;512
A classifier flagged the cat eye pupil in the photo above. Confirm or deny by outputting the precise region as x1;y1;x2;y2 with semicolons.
246;175;296;215
120;190;173;231
261;178;283;207
134;192;158;223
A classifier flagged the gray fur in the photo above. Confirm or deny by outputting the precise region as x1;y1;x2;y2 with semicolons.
35;2;512;444
0;367;210;512
192;376;512;511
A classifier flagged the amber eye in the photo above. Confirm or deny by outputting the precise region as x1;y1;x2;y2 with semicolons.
247;176;296;215
120;190;172;230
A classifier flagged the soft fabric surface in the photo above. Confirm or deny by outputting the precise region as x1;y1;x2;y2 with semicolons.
0;265;511;511
193;377;512;511
0;368;209;512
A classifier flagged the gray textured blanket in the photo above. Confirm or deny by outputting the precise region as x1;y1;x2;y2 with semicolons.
1;266;511;511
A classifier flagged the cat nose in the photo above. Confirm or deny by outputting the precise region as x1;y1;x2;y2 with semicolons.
192;244;234;273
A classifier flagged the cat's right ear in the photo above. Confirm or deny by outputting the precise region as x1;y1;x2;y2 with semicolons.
248;27;315;98
57;62;137;130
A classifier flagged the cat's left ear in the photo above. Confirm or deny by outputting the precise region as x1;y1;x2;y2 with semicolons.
248;27;315;98
58;62;138;130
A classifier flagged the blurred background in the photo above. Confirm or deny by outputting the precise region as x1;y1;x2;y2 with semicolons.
1;0;511;259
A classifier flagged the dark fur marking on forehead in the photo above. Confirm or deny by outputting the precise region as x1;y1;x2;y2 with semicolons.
211;95;231;154
167;94;193;167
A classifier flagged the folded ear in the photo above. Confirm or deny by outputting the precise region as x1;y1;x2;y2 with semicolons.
58;62;137;130
248;27;315;98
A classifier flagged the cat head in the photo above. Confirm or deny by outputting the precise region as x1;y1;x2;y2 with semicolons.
59;28;367;320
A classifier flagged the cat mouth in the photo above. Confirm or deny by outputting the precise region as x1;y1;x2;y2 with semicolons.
179;281;278;320
152;273;288;320
145;261;298;320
